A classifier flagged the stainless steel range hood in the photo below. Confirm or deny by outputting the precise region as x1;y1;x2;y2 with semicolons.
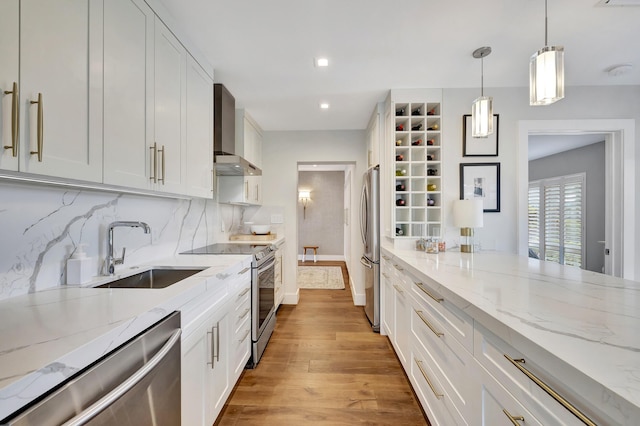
214;84;262;176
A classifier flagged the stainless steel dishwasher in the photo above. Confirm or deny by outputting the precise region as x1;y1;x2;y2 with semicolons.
3;312;181;425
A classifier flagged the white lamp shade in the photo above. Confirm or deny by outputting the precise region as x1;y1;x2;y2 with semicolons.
529;46;564;106
471;96;493;138
453;199;484;228
298;190;310;200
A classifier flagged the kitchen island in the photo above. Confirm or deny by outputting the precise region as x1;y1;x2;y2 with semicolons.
382;244;640;425
0;253;252;421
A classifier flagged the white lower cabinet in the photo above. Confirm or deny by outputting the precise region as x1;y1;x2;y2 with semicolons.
181;262;252;426
380;255;394;337
274;244;284;308
182;298;231;426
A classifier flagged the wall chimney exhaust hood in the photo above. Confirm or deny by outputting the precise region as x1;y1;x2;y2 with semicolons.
214;84;262;176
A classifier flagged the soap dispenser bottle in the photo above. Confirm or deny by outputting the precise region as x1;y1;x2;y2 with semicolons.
67;244;93;285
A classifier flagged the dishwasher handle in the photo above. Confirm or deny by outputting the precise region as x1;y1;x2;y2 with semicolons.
61;328;182;426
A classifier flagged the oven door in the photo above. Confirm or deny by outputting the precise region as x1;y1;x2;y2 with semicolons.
252;253;276;341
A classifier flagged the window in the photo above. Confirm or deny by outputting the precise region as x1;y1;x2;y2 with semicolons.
528;173;585;268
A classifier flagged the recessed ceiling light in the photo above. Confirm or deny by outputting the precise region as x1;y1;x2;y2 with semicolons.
315;57;329;67
319;102;330;109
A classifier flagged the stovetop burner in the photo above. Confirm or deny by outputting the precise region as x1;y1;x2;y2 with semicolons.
180;243;274;259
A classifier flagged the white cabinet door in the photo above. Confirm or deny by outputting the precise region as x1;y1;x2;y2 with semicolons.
0;0;19;171
235;110;262;168
19;0;102;182
182;303;230;426
154;18;186;194
185;54;213;198
247;175;262;205
394;278;410;368
103;0;154;189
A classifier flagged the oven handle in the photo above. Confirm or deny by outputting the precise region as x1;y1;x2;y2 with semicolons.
61;328;181;426
256;257;276;274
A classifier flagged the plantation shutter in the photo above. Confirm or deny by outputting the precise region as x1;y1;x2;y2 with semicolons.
528;174;585;268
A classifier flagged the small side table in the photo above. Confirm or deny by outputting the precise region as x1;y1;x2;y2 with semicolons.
302;246;319;262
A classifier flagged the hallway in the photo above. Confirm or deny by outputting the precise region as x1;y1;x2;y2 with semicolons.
215;262;429;425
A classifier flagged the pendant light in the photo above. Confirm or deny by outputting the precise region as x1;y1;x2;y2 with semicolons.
471;46;493;138
530;0;564;105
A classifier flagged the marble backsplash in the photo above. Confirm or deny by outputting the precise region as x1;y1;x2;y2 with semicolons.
0;181;241;300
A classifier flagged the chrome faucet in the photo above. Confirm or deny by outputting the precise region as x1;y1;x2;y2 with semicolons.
106;221;151;275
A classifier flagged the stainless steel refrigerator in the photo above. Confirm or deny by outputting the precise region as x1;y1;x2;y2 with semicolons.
360;165;380;332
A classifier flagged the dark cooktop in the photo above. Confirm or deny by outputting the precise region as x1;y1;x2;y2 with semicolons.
180;243;270;255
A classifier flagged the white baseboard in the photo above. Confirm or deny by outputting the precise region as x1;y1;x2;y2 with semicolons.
281;289;300;305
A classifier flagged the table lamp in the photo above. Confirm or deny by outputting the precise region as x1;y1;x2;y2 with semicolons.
453;199;484;253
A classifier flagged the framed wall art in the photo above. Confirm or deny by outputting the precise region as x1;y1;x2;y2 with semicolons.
462;114;499;157
459;162;501;212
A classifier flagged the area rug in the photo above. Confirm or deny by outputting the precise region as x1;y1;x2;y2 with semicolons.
297;266;345;289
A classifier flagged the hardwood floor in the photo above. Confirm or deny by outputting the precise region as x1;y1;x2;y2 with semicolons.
215;261;429;425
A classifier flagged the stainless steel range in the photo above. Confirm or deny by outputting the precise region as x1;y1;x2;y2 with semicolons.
180;243;276;368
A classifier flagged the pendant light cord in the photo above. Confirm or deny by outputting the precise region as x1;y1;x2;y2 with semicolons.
544;0;548;46
480;57;484;97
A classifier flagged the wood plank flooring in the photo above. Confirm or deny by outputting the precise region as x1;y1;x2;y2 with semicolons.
214;261;429;426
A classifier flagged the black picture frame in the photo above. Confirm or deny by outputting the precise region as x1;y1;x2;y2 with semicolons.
462;114;499;157
459;163;501;212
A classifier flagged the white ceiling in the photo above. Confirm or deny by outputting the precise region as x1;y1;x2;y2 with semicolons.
157;0;640;131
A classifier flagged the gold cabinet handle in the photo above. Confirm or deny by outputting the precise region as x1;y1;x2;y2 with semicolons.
238;308;250;320
255;183;259;201
149;142;157;183
29;93;43;162
238;286;251;296
502;409;525;425
415;309;444;337
382;254;391;260
415;358;443;399
392;283;404;294
211;169;215;193
415;282;444;303
381;272;389;279
239;329;250;343
3;82;19;157
158;145;165;184
245;180;249;199
504;355;596;426
393;263;403;271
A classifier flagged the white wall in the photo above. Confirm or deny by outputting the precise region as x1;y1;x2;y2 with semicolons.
261;130;367;305
439;85;640;267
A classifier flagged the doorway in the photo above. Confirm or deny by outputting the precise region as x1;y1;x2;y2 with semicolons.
517;119;636;279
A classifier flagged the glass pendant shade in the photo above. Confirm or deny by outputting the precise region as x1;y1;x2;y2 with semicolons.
471;96;493;138
530;46;564;105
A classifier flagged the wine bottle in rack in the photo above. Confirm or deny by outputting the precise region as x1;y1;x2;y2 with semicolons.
412;139;422;146
396;139;403;146
411;123;423;131
427;198;435;206
396;107;405;116
411;107;422;116
426;139;435;145
396;154;404;161
426;154;434;161
396;198;406;206
427;107;436;116
395;168;407;176
427;123;439;131
427;168;438;176
427;183;437;191
396;182;406;191
396;124;404;131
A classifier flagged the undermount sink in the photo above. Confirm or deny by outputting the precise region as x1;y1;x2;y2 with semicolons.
97;267;206;289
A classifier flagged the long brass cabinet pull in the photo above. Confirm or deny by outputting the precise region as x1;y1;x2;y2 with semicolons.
504;355;597;426
415;282;444;303
392;284;404;294
30;93;43;162
238;308;250;320
158;145;165;184
415;358;443;399
3;82;19;156
393;264;403;271
502;409;525;425
208;322;220;369
239;329;250;343
415;310;444;337
149;142;157;183
238;286;251;297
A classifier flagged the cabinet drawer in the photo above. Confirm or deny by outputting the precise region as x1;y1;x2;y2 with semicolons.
410;274;473;352
474;324;595;425
412;306;474;419
410;342;468;426
476;360;542;426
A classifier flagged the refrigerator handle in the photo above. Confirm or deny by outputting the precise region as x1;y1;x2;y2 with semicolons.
360;183;366;243
360;256;373;269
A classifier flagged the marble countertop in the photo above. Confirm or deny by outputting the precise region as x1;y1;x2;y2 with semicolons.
0;253;252;421
382;244;640;420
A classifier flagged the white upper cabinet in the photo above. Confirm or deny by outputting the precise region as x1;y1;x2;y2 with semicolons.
235;109;263;169
103;0;154;189
0;0;19;172
185;54;213;198
18;0;103;182
153;18;187;194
